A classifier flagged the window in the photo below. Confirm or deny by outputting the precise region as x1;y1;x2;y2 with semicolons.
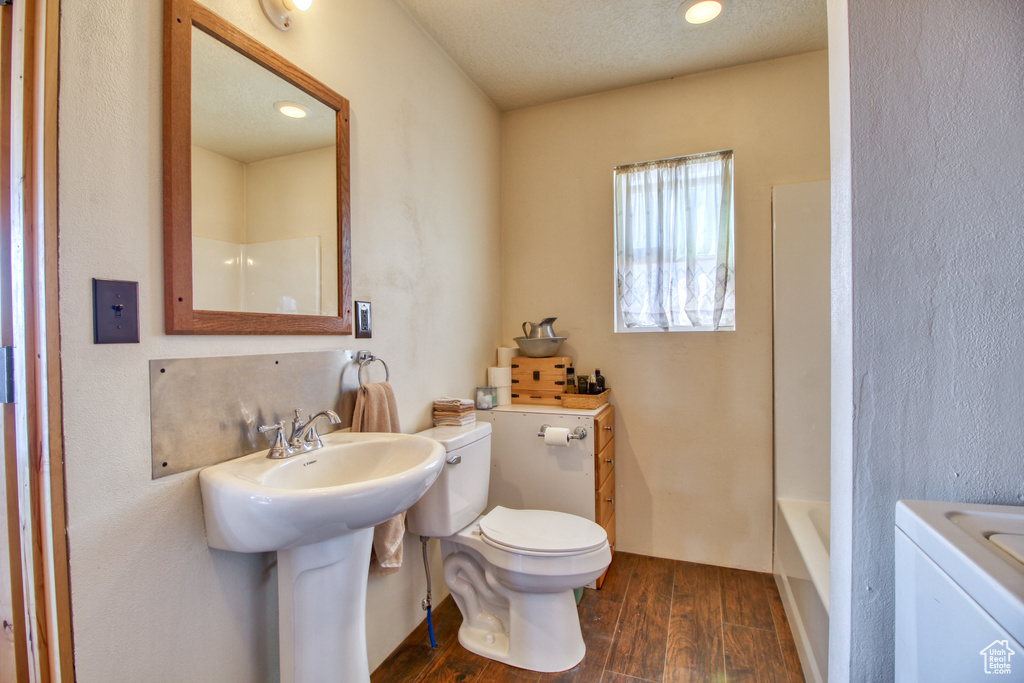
613;150;735;332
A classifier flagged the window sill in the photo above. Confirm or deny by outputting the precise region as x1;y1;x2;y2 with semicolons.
614;324;736;333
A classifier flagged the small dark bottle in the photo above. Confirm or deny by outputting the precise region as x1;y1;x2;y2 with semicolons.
592;369;605;395
565;367;577;394
577;374;590;396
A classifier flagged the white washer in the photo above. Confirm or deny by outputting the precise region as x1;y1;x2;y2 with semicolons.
895;500;1024;682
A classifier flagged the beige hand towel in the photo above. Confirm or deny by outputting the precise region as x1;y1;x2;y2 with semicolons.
352;382;400;433
351;382;405;576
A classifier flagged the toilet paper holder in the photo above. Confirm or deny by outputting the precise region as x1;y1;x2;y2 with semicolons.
537;424;587;440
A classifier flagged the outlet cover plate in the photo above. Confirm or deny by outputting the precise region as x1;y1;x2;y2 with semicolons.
93;279;140;344
355;301;372;338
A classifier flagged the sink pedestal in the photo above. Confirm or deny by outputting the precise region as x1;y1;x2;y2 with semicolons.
199;432;446;681
277;528;375;683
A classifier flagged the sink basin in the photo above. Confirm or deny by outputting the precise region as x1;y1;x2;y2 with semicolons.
200;431;446;553
198;430;446;683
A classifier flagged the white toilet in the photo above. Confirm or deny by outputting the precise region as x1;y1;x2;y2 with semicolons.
407;422;611;673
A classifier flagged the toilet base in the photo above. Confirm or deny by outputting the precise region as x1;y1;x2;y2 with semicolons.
455;587;586;673
442;547;592;673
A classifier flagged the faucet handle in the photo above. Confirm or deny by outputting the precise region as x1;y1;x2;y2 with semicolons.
289;409;307;442
258;420;286;437
258;420;293;459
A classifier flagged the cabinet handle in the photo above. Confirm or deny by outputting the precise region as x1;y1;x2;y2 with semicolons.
603;425;613;431
604;458;614;465
604;498;614;504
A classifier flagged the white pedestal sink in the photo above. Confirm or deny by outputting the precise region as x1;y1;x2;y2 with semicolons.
199;432;446;683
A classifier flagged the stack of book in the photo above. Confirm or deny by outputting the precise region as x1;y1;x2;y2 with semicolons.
433;397;476;427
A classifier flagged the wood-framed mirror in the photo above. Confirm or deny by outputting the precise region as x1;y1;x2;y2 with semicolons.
164;0;351;334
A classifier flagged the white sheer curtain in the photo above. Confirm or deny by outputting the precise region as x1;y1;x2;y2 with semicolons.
614;150;735;331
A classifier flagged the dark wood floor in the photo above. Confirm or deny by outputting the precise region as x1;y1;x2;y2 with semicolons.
371;551;805;683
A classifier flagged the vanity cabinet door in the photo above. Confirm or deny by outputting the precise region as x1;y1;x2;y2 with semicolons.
595;439;615;489
595;405;615;452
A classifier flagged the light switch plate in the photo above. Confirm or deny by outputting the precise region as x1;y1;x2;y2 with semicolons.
93;279;140;344
355;301;372;338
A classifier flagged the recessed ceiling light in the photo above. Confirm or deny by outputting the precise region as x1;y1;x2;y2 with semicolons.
680;0;723;25
276;101;308;119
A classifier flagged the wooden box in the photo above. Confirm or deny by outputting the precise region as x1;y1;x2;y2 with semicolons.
510;356;571;406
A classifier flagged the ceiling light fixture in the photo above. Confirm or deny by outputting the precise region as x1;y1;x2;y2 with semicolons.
679;0;723;25
260;0;312;32
275;101;309;119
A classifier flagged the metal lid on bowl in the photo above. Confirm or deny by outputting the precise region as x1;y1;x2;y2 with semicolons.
479;506;607;554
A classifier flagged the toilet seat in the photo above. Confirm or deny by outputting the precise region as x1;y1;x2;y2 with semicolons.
479;506;607;557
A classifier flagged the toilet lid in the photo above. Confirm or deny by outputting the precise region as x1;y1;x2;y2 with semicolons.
479;506;607;555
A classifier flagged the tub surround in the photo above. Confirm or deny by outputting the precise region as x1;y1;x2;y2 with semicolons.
772;181;831;503
770;180;831;682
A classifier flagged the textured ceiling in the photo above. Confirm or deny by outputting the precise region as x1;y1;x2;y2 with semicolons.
192;28;335;164
395;0;828;111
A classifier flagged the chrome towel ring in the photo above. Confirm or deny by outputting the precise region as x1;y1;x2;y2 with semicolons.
356;350;389;389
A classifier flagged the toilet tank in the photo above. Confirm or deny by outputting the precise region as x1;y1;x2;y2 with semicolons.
406;422;491;538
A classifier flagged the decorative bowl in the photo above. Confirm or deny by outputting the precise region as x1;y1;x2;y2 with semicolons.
513;336;567;358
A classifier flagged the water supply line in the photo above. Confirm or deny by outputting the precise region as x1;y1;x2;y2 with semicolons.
420;536;437;648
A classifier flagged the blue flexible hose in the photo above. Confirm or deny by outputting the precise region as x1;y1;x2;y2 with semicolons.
421;536;438;648
427;605;437;648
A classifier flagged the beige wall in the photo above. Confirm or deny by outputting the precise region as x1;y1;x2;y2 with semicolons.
58;0;499;680
501;51;830;571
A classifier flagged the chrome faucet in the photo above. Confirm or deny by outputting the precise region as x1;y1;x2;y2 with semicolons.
258;408;342;459
288;409;342;451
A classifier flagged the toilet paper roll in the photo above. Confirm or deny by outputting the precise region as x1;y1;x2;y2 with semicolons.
496;347;518;367
496;386;512;406
488;366;512;387
543;427;571;447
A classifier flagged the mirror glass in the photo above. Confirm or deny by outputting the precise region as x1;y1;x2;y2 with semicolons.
191;28;338;317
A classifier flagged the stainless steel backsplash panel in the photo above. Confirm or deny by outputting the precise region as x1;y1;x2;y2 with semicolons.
150;349;360;478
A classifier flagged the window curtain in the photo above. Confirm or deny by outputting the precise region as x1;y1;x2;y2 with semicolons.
614;150;735;330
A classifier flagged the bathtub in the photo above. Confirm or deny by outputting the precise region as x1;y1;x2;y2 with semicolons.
774;499;830;683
